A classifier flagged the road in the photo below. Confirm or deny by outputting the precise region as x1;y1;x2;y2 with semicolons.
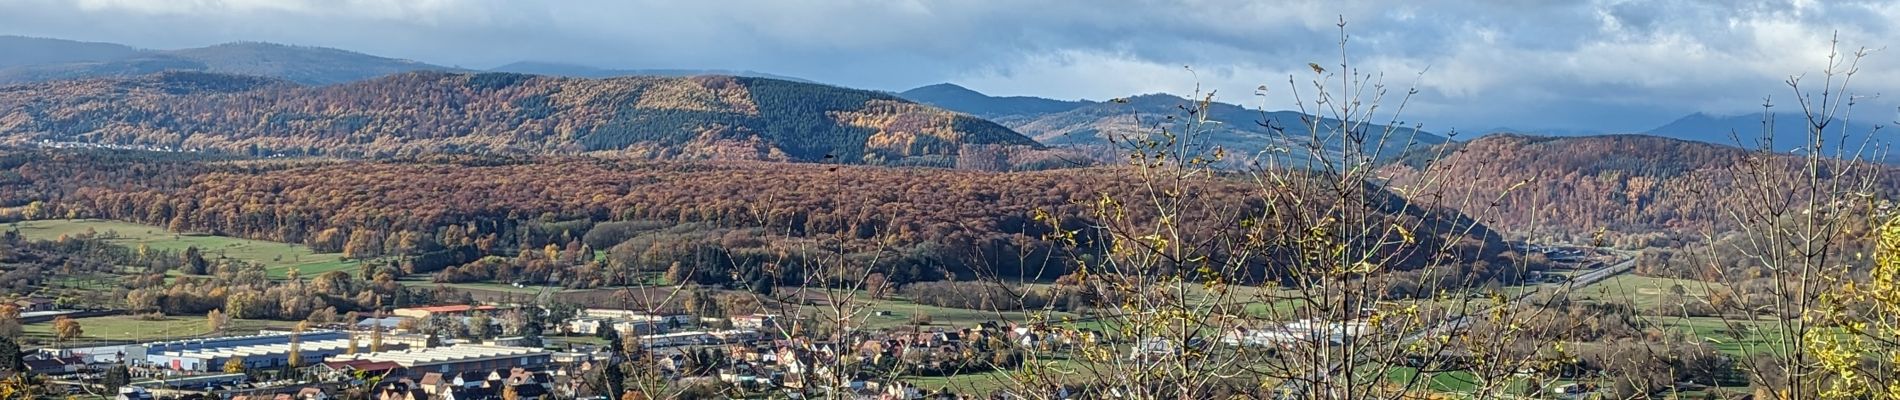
1407;249;1636;342
1273;248;1637;398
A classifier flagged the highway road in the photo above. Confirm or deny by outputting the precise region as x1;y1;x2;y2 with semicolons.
1407;249;1637;342
1272;248;1637;398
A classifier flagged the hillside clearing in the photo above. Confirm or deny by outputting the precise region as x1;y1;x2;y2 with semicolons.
3;219;357;279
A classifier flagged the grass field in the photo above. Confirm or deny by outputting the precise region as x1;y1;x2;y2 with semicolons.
3;219;357;279
396;277;547;294
905;356;1086;396
785;288;1079;331
1572;274;1721;308
1652;316;1807;357
20;314;301;345
1566;273;1812;361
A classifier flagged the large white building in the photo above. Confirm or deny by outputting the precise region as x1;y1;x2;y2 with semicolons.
327;344;552;377
582;309;692;326
1220;319;1369;348
566;318;666;336
145;334;357;372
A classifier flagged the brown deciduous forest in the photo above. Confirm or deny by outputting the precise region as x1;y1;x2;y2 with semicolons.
1;147;1517;290
1383;134;1900;245
0;71;1044;165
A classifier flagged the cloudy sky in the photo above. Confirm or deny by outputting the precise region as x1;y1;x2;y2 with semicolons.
3;0;1898;133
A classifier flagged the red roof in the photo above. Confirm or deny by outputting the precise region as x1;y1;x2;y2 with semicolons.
396;305;499;313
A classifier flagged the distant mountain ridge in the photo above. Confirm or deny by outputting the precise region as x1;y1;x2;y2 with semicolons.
0;37;823;88
0;37;454;85
0;36;141;68
900;83;1449;165
0;71;1039;164
898;83;1090;119
1645;111;1890;159
490;61;813;83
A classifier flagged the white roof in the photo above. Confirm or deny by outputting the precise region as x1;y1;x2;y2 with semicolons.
160;338;356;360
641;331;712;340
330;345;549;368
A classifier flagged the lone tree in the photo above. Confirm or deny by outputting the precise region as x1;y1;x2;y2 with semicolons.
51;316;81;342
224;357;246;374
0;304;23;338
182;246;209;275
206;309;228;333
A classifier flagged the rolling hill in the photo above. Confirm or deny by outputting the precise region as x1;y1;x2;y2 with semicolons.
1645;111;1890;160
898;83;1089;121
0;39;453;86
1378;133;1900;242
490;61;812;83
0;36;142;69
0;71;1038;164
2;146;1514;285
900;83;1450;165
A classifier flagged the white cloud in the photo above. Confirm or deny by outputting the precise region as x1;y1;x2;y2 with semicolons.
3;0;1898;132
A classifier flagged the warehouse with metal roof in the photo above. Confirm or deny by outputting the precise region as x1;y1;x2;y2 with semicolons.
146;337;357;372
327;344;551;377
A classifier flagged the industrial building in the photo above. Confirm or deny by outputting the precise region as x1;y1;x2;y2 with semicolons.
391;305;502;320
566;317;667;336
147;337;358;372
137;330;351;372
327;344;551;377
582;309;693;326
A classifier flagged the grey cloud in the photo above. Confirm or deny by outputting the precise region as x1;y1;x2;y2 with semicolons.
0;0;1895;132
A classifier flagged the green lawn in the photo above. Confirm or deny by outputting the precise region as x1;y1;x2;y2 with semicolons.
21;314;301;346
1385;368;1484;392
905;356;1085;396
1572;274;1720;308
789;289;1077;331
1567;274;1798;357
3;219;358;279
1652;316;1812;357
396;277;549;294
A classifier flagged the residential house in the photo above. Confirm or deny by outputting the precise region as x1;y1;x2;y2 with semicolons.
114;387;153;400
505;384;550;400
731;314;780;330
377;386;428;400
452;370;489;388
417;372;448;396
295;387;329;400
442;386;496;400
14;297;55;312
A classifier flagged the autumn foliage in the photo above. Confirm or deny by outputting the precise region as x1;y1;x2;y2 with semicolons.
0;71;1039;164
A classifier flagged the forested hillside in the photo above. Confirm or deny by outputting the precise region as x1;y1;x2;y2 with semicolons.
1380;134;1900;244
0;147;1514;290
489;61;812;82
902;84;1448;165
0;71;1041;164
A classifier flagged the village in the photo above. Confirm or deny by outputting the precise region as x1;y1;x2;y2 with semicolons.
9;301;1228;400
3;242;1622;400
